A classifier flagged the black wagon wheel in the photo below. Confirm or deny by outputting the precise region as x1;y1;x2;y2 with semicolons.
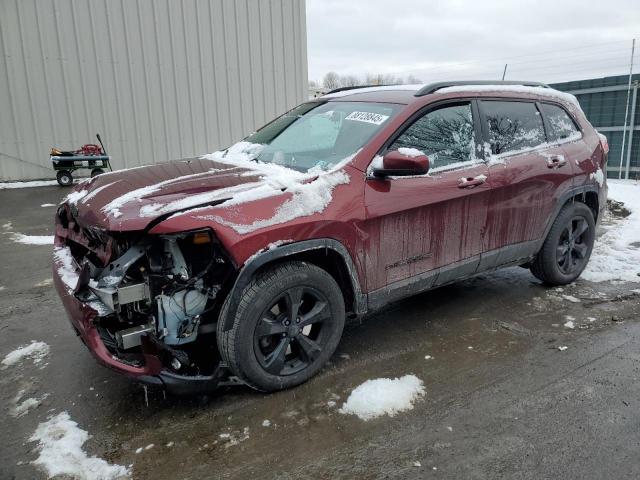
556;216;590;274
56;170;73;187
218;261;345;392
531;202;595;285
91;168;105;177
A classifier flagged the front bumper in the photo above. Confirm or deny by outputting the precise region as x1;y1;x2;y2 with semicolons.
52;246;226;395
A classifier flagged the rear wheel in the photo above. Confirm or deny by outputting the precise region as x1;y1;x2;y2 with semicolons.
91;168;105;177
218;261;345;392
56;170;73;186
531;202;595;285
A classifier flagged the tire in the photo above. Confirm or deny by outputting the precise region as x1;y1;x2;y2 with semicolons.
531;202;595;285
217;261;345;392
56;170;73;187
91;168;105;177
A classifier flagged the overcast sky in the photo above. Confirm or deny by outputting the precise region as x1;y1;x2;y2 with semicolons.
306;0;640;85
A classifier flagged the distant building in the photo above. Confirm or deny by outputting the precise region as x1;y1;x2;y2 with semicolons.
0;0;308;181
551;74;640;179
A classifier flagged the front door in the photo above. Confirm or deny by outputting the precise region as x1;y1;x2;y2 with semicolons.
363;101;491;299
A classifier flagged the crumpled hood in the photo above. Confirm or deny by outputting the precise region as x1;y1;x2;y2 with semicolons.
61;142;353;235
64;157;273;231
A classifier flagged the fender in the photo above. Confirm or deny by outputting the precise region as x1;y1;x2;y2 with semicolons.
221;238;366;331
535;183;600;251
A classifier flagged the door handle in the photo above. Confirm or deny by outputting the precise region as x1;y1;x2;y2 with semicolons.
458;174;487;188
546;155;567;168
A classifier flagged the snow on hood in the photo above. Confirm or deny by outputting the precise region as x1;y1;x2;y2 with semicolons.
190;142;352;234
59;142;353;232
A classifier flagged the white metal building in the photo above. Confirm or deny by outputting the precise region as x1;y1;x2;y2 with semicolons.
0;0;308;181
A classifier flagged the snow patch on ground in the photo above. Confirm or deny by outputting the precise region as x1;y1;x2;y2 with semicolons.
40;203;56;207
2;341;50;368
30;412;130;480
583;180;640;282
11;233;54;245
218;427;250;448
0;180;80;189
339;374;425;420
564;320;575;329
561;295;580;303
12;394;48;417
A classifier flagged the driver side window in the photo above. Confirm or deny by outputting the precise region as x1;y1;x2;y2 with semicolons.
390;103;475;169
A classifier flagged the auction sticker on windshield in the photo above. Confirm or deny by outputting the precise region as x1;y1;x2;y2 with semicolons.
345;111;390;125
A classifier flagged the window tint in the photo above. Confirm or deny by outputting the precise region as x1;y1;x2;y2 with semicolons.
390;103;475;168
482;101;546;155
539;103;580;142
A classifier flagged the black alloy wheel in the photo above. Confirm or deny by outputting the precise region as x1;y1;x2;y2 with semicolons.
254;286;331;376
556;216;590;274
218;261;345;392
531;202;595;285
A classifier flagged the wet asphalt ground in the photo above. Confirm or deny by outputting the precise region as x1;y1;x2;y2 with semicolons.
1;184;640;480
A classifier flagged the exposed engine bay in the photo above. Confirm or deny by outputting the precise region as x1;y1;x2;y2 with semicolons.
71;228;235;377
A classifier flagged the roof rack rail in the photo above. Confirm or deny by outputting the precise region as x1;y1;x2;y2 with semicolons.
324;85;390;95
414;80;550;97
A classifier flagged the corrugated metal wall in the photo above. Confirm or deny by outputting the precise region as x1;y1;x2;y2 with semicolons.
552;74;640;179
0;0;308;180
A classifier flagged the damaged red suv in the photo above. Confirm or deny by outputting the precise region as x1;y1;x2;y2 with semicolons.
53;81;608;394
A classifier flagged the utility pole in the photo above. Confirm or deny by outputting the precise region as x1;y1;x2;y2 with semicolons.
619;38;636;179
501;64;508;81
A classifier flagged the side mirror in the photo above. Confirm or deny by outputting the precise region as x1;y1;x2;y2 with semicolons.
373;150;429;177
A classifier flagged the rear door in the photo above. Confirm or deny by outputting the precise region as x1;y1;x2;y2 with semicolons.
363;100;491;294
479;99;575;268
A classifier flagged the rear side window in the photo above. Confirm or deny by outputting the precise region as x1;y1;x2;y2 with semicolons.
389;102;475;168
482;101;546;155
539;103;580;142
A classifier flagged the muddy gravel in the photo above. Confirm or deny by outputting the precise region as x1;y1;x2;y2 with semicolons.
2;185;640;480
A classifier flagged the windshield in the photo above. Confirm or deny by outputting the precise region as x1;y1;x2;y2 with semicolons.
244;101;400;172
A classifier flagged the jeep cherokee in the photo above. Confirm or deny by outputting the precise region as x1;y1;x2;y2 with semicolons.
53;80;608;394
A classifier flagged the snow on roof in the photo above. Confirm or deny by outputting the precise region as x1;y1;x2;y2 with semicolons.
322;84;422;98
435;84;582;111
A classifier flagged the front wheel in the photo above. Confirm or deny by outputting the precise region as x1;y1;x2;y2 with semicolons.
531;202;595;285
218;261;345;392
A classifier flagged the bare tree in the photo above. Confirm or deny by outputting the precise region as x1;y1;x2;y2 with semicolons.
308;79;318;88
339;74;361;87
364;73;385;85
365;73;404;85
406;74;423;84
323;71;341;90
